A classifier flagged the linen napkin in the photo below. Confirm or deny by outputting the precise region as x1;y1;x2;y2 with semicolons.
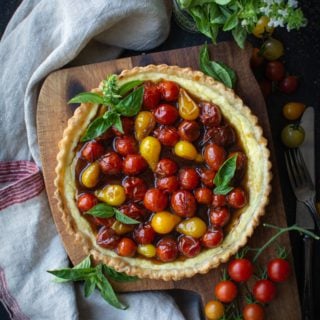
0;1;201;319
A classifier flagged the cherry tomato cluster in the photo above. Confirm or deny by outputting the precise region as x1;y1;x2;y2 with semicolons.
205;254;291;320
76;79;248;262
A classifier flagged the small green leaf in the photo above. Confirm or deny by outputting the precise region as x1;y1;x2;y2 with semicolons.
95;265;127;310
84;277;96;297
81;116;111;142
112;113;124;134
114;209;140;225
213;185;234;195
232;25;247;49
75;255;92;269
119;80;144;97
48;268;96;281
102;265;138;282
115;86;144;117
213;0;232;5
68;92;104;105
86;203;115;218
223;12;238;31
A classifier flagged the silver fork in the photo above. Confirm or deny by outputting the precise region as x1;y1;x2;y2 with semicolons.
285;148;320;231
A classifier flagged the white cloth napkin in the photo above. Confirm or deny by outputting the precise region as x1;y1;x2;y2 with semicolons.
0;1;201;319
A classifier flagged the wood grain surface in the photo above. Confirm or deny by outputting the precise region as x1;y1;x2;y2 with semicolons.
37;42;301;319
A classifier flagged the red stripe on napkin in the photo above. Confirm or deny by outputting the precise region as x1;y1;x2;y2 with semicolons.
0;161;44;210
0;267;30;320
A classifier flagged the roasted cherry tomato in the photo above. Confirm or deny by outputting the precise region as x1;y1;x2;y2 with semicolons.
154;104;179;125
281;124;305;148
114;136;138;156
227;187;247;209
209;206;230;227
204;143;227;171
195;187;213;205
250;47;265;68
143;188;168;212
204;125;235;147
156;237;178;262
154;126;180;147
279;76;299;94
282;102;305;120
119;202;147;221
171;190;197;217
99;152;122;175
122;154;148;175
243;303;265;320
262;38;284;61
252;279;276;303
112;117;134;136
133;223;156;244
201;227;223;248
199;168;216;188
178;120;201;142
122;177;147;201
143;82;161;109
117;237;137;257
77;193;98;212
267;258;291;282
178;236;201;258
252;16;274;38
156;176;180;194
212;193;226;208
96;227;120;249
158;80;180;102
205;300;225;320
178;167;200;190
228;258;254;282
265;61;285;81
214;280;238;303
81;141;105;162
199;102;222;127
155;158;178;177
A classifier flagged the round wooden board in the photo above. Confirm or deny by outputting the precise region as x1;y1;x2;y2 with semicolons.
37;42;301;319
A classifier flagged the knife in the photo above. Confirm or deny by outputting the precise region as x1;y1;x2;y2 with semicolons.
297;107;315;320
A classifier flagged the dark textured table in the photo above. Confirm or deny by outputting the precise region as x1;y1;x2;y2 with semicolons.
1;1;319;319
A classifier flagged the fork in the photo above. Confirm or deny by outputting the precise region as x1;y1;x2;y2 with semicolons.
285;148;320;231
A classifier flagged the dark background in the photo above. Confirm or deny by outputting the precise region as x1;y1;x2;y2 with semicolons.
1;1;319;319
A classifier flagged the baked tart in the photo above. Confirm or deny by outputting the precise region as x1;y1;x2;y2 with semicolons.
55;64;271;281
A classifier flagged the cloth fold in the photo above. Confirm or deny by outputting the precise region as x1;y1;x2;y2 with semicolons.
0;0;201;319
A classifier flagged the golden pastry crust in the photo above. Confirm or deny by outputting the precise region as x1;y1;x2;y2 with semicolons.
55;64;272;281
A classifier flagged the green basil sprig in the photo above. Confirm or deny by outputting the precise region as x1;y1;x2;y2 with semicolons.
68;75;144;142
86;203;140;225
48;255;137;309
213;153;238;195
199;44;236;89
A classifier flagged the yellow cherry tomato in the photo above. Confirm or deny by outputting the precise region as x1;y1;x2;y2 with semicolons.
96;184;126;206
282;102;306;120
178;88;200;120
111;221;135;235
135;111;156;141
205;300;225;320
81;162;100;188
174;140;198;160
140;136;161;171
252;16;274;38
176;217;207;238
151;211;181;234
137;244;156;258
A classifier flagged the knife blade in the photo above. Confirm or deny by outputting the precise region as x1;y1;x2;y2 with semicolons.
297;106;315;320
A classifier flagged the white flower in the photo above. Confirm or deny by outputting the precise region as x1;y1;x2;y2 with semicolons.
269;17;285;27
288;0;298;8
278;9;289;17
241;19;248;26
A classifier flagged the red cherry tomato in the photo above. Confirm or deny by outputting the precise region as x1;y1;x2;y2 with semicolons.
114;136;138;156
77;193;98;212
204;143;227;171
154;104;179;125
265;61;285;81
178;236;201;258
199;102;222;127
199;168;216;188
279;76;299;94
243;303;265;320
195;187;213;205
204;125;235;147
143;82;161;109
99;152;123;175
250;48;264;69
227;187;247;209
154;126;180;147
253;279;276;303
156;176;180;194
143;188;168;212
212;194;226;208
81;141;105;162
122;177;147;201
96;227;120;249
171;190;197;217
214;280;238;303
178;167;199;190
117;237;137;257
119;202;147;221
133;223;156;244
156;237;178;262
201;227;224;248
112;117;134;136
209;206;230;227
228;258;254;282
178;120;201;142
267;258;291;282
122;154;148;175
155;158;178;177
158;81;180;102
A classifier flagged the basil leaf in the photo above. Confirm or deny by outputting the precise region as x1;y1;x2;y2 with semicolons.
75;255;92;269
199;44;236;88
115;86;144;117
68;92;104;105
95;265;127;310
119;80;144;97
189;7;213;39
102;265;138;282
81;116;110;142
232;25;247;49
48;268;96;281
214;0;232;5
223;12;238;31
112;113;124;134
84;277;96;298
114;209;140;225
213;154;238;194
86;203;115;218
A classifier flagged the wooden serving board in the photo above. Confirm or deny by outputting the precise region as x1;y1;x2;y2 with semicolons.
37;42;301;319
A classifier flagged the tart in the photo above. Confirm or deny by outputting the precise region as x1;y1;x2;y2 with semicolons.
55;64;271;281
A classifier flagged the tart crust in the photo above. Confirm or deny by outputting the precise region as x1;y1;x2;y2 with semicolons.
55;64;272;281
